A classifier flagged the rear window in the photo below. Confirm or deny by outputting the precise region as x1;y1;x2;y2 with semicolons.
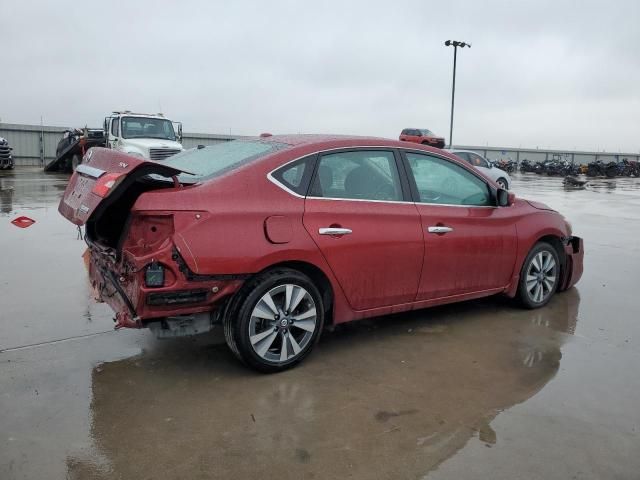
164;140;285;182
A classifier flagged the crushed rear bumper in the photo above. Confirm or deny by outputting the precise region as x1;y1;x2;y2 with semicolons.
85;241;246;329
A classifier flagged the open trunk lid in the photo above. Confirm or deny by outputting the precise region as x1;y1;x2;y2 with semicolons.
58;147;184;226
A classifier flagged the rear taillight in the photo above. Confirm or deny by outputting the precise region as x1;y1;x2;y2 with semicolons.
92;172;126;198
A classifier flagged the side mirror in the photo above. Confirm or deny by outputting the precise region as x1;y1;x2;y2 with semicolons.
175;122;183;143
497;188;515;206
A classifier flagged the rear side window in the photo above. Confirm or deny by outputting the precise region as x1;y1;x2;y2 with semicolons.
271;155;315;195
405;152;491;206
310;150;402;201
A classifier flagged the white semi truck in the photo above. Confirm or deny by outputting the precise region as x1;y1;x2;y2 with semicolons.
103;111;183;162
46;111;184;172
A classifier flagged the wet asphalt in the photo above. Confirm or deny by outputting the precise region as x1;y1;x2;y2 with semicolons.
0;168;638;480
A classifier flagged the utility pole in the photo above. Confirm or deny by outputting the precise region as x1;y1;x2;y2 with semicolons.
444;40;471;148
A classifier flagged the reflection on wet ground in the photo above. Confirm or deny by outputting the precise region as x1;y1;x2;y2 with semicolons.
1;169;639;479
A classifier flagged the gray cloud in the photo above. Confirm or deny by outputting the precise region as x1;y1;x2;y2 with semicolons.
1;0;638;151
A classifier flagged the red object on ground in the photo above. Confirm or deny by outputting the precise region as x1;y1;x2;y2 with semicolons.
11;216;36;228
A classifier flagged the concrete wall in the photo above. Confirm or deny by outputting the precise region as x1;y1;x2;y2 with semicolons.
0;123;67;166
2;122;639;167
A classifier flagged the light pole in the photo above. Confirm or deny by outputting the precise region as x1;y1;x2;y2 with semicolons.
444;40;471;148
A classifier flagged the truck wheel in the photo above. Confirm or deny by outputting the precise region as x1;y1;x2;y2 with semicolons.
71;154;81;171
517;242;560;309
223;268;325;373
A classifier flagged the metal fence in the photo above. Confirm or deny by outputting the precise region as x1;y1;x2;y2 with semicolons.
2;122;639;167
454;146;640;166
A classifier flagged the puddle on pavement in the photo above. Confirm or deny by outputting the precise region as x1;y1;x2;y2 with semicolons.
57;289;579;479
1;169;640;479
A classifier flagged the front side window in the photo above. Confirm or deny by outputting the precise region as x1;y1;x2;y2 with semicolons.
310;150;402;201
453;151;470;163
110;118;119;137
405;152;492;206
469;153;489;168
121;116;176;141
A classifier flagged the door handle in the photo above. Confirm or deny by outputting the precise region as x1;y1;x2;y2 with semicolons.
427;226;453;234
319;227;352;236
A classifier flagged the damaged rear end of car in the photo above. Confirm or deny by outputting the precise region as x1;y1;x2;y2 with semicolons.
58;147;243;336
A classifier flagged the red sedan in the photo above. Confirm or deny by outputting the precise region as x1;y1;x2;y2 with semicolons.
59;135;583;372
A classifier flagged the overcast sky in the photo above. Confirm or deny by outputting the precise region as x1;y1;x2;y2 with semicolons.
1;0;638;152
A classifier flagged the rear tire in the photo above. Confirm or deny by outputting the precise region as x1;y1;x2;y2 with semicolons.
517;242;560;309
223;268;325;373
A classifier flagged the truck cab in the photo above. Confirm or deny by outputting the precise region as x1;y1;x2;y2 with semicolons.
104;112;184;162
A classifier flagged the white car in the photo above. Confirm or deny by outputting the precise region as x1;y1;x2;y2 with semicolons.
447;149;511;190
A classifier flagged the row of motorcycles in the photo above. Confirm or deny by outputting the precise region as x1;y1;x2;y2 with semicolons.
518;158;640;178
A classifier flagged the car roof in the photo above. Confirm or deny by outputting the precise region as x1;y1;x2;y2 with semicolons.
258;134;459;158
446;149;478;154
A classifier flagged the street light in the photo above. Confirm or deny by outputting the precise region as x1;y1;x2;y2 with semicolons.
444;40;471;148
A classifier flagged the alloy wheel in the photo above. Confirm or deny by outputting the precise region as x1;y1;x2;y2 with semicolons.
525;250;557;304
248;284;317;363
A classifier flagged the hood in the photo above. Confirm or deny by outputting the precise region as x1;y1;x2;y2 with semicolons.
526;200;556;212
122;138;183;150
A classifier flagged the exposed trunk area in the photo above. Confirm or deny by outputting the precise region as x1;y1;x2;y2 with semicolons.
86;177;173;251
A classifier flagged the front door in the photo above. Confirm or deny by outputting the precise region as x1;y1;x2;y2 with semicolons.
303;149;423;311
402;151;518;301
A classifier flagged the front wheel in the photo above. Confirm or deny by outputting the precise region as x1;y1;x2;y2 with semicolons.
223;269;325;373
496;177;509;190
517;242;560;309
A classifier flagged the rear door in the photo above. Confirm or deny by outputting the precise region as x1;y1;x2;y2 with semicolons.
303;149;423;310
58;148;182;226
401;150;518;300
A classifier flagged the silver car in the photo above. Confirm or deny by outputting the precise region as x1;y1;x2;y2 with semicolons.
447;149;511;190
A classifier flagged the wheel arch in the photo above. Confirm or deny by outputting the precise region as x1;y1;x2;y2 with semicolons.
255;260;335;323
525;234;567;287
506;229;567;298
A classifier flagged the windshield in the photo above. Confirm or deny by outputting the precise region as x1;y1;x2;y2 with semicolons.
163;140;285;182
420;129;435;136
121;117;176;141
